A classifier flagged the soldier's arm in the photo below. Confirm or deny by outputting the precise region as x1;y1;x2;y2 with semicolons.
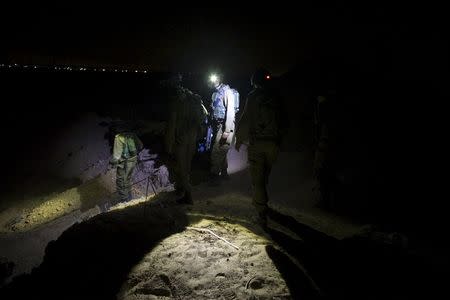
201;101;209;117
224;89;235;133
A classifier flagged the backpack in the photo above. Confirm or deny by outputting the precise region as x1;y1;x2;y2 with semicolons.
230;88;240;114
123;133;143;158
252;88;283;141
212;85;240;119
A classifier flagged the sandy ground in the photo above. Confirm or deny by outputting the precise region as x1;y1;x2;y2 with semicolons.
0;177;320;299
0;144;363;290
0;117;368;299
117;219;290;300
1;146;448;299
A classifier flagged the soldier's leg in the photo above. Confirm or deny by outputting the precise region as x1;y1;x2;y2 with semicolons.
175;135;196;204
263;141;280;184
248;145;268;215
318;164;334;210
185;130;198;188
116;163;128;201
220;132;233;177
312;149;328;208
172;143;185;196
124;159;137;200
210;124;228;176
177;139;190;194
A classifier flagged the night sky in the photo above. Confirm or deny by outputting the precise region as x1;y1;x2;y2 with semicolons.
1;2;446;76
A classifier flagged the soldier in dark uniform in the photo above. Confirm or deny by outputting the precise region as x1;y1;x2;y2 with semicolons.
235;68;284;228
164;74;208;204
312;93;338;210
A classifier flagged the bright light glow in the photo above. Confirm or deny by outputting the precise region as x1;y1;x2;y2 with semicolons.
266;75;270;79
143;71;147;73
209;74;218;83
102;68;106;72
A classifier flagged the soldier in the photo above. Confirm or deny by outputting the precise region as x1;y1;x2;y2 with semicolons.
235;68;284;228
109;122;143;202
312;93;337;210
208;74;239;184
164;74;208;204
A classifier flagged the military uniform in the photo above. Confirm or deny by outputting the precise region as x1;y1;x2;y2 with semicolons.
110;132;143;202
165;85;207;203
312;95;336;210
210;83;236;178
236;85;283;218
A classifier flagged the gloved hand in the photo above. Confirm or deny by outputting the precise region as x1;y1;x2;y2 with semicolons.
220;131;232;146
108;159;118;171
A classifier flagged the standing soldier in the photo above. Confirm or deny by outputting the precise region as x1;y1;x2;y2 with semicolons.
164;74;208;204
312;93;337;210
235;68;285;228
109;122;143;202
208;74;239;184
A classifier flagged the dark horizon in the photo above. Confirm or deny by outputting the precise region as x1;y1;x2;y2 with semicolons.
1;3;447;76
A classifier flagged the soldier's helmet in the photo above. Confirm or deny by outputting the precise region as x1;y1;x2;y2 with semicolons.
251;68;271;87
112;120;134;134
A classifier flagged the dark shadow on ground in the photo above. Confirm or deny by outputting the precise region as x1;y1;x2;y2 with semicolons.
266;208;450;299
265;244;319;299
0;192;188;300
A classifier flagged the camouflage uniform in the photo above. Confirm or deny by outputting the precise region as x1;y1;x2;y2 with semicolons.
165;85;207;203
110;132;143;201
210;83;236;178
236;86;283;217
312;95;336;210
